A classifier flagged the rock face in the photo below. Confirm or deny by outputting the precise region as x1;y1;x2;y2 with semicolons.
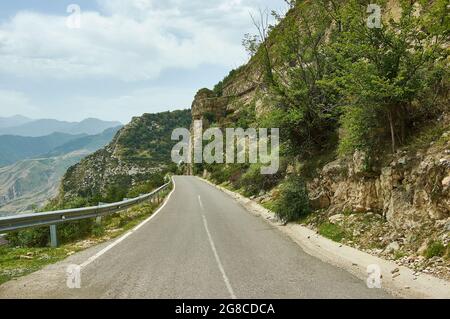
191;89;230;123
307;135;450;230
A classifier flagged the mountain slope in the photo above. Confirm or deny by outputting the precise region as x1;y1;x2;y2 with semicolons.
58;110;191;204
0;118;122;137
0;151;90;216
43;126;122;157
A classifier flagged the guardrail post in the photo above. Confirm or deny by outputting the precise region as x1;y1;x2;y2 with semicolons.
50;225;58;248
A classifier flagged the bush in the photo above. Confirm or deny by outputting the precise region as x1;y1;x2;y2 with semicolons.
207;163;248;187
425;241;446;259
6;219;96;247
273;175;310;222
239;162;286;197
6;228;49;247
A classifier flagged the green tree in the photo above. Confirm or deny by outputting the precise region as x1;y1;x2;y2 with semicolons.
323;0;449;153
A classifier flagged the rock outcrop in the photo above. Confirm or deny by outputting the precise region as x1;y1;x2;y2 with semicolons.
307;132;450;232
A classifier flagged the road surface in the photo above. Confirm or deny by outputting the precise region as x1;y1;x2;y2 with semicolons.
0;176;391;299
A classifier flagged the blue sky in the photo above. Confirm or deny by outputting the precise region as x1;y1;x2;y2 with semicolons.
0;0;284;123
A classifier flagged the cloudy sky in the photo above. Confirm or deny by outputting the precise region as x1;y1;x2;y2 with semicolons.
0;0;283;123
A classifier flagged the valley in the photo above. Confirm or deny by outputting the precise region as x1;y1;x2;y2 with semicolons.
0;118;122;215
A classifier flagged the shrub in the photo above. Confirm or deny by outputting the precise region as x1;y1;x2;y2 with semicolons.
91;223;105;237
6;219;97;247
425;241;446;259
273;175;310;222
239;164;280;197
6;228;49;247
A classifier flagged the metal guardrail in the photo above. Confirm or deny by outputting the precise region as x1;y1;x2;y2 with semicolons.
0;182;171;247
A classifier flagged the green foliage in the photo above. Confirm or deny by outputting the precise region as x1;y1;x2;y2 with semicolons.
118;109;191;163
338;104;383;156
246;0;449;159
273;175;310;222
91;223;106;237
318;222;347;243
0;246;72;285
6;228;49;247
126;173;165;198
321;0;449;154
425;241;446;259
240;163;285;197
7;220;96;247
208;164;247;186
266;1;341;157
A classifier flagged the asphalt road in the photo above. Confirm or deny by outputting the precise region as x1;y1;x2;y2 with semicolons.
0;176;391;299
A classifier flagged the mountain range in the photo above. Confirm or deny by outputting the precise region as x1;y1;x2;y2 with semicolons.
0;115;32;129
0;116;122;137
0;126;122;215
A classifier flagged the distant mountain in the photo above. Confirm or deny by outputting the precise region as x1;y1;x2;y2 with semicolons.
0;151;90;215
0;118;122;137
0;115;32;129
0;127;121;215
43;126;122;157
0;133;86;167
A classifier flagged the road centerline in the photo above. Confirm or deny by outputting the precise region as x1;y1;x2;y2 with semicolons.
198;194;236;299
198;195;204;210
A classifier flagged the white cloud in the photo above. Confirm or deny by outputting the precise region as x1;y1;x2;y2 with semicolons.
0;0;275;81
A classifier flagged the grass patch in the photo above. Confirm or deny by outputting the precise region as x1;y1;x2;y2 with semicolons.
261;199;277;212
394;250;407;260
0;246;79;285
318;222;349;243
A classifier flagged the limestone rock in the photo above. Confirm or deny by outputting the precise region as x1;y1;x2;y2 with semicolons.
329;214;345;224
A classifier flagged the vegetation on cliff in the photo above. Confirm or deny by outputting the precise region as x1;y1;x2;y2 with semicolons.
196;0;448;202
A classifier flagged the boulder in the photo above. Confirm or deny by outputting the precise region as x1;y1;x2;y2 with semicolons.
385;241;400;253
329;214;345;224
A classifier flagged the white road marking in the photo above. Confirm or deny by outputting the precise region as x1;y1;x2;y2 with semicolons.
199;195;236;299
198;195;204;210
80;177;177;269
